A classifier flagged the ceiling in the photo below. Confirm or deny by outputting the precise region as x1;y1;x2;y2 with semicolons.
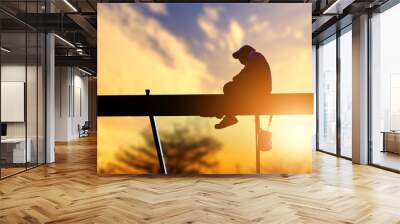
0;0;391;75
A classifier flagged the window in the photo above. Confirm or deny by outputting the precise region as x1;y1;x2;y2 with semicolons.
370;3;400;171
0;1;46;179
317;35;337;154
339;27;352;158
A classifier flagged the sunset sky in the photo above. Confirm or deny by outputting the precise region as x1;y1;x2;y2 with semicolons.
97;3;313;174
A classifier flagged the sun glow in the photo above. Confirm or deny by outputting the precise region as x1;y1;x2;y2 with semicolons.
97;3;313;174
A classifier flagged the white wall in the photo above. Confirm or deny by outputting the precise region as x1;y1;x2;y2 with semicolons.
55;67;70;141
1;65;27;139
1;82;25;122
1;63;46;163
55;67;89;141
72;73;89;138
1;65;39;137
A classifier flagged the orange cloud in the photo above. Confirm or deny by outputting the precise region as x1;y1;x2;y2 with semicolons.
98;4;216;95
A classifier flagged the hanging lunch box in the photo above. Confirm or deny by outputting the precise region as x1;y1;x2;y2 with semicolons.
257;115;273;151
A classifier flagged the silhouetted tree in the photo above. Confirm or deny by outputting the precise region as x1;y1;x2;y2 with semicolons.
107;124;222;174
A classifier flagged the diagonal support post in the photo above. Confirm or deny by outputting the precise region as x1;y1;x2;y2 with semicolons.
146;89;167;175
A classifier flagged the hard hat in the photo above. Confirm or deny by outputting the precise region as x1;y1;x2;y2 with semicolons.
232;45;255;59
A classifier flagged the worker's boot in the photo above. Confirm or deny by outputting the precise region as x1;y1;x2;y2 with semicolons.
215;116;238;129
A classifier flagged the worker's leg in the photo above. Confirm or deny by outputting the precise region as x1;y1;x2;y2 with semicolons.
200;82;234;118
216;82;235;119
215;82;239;129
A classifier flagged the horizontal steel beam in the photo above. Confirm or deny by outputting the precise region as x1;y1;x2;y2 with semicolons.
0;13;95;32
16;13;81;32
98;93;314;116
55;55;96;67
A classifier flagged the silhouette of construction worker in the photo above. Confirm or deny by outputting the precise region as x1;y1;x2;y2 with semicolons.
215;45;272;129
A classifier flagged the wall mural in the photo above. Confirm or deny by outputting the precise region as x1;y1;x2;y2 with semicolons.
97;3;313;174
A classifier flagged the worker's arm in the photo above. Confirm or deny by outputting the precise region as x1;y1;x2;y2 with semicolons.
232;69;245;82
232;57;258;83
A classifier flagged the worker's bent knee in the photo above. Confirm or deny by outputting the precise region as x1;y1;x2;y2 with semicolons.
223;81;235;94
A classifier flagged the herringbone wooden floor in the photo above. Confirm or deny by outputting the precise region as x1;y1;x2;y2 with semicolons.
1;135;400;224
